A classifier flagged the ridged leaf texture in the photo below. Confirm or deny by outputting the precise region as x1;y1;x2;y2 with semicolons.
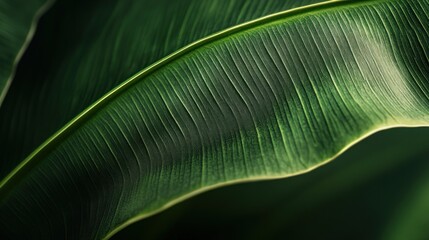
1;0;429;239
0;0;323;177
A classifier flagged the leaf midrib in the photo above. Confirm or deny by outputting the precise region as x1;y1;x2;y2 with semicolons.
0;0;382;199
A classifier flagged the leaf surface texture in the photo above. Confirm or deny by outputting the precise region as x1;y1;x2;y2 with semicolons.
1;0;429;239
0;0;323;177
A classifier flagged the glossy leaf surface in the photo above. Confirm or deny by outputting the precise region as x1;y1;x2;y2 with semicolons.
0;0;322;177
113;128;429;240
1;0;429;239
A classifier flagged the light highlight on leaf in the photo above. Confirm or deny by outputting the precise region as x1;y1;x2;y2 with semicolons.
0;0;429;239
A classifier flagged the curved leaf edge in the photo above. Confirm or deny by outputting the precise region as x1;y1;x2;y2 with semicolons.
0;0;354;194
0;0;55;106
1;1;425;238
104;124;428;239
0;0;428;238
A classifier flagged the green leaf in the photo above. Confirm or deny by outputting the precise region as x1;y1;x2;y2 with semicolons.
0;0;52;105
0;0;323;178
1;0;429;239
113;127;429;239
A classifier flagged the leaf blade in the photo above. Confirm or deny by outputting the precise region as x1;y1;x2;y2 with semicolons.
0;0;324;177
1;0;429;239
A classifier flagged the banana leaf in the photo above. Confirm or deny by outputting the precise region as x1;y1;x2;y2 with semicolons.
112;128;429;239
1;0;429;239
0;0;323;177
